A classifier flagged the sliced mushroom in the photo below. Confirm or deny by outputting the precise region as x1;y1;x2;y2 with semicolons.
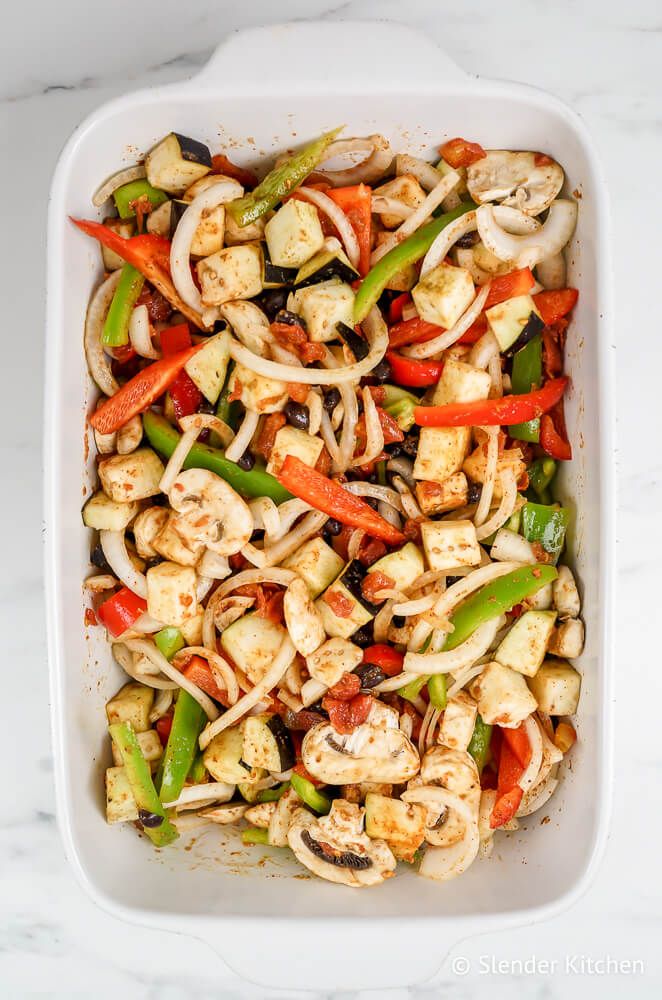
213;595;255;632
244;800;277;829
410;747;481;848
133;507;169;559
199;802;248;824
93;426;117;455
219;300;272;356
168;468;253;557
116;414;144;455
287;800;396;887
466;150;564;216
268;787;301;847
301;719;420;785
283;577;325;656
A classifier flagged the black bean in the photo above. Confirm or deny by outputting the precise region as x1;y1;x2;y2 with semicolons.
446;576;463;587
387;442;404;458
351;623;375;648
274;309;305;329
254;288;290;320
197;398;215;414
401;431;420;457
236;449;255;471
323;387;341;413
284;400;310;431
138;809;164;829
456;230;480;249
467;481;482;504
392;615;406;628
371;359;392;383
325;518;343;536
90;541;112;573
354;663;386;689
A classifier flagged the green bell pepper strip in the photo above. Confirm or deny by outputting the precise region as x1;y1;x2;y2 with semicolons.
143;410;292;503
380;385;420;432
113;178;168;220
528;457;557;501
154;626;185;661
376;461;387;487
467;715;492;773
428;674;447;710
102;263;145;347
291;773;331;815
256;781;291;803
187;749;207;784
510;334;542;443
108;721;179;847
444;564;558;650
158;691;206;807
242;826;270;845
354;201;476;323
214;362;242;432
227;126;343;227
521;502;569;563
398;674;428;702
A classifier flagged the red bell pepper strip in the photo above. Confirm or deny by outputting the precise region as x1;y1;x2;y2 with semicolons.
388;292;411;325
484;268;535;310
490;785;523;828
155;715;173;747
540;413;572;460
502;723;532;769
326;184;372;276
489;724;532;828
97;587;147;637
180;655;228;705
458;313;487;345
439;137;486;168
533;288;578;326
386;351;444;388
160;323;191;355
276;455;406;545
388;317;444;350
414;377;569;428
210;153;258;189
362;644;404;677
71;218;204;329
90;344;201;434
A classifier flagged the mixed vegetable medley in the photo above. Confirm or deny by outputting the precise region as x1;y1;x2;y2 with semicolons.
79;127;583;886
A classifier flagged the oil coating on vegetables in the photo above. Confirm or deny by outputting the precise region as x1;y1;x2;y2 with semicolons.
79;124;583;888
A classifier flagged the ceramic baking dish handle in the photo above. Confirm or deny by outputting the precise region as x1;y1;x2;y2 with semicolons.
191;918;478;991
193;21;466;93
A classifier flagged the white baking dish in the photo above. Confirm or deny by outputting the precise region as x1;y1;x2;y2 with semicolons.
44;21;614;991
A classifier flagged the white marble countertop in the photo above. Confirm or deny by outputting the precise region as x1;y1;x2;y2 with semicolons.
1;0;660;996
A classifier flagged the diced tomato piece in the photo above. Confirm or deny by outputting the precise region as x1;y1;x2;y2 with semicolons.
286;382;310;404
439;137;486;168
327;673;361;701
169;370;202;420
357;537;387;567
155;715;173;747
84;607;98;627
323;692;373;734
323;589;355;619
255;413;286;460
361;570;395;604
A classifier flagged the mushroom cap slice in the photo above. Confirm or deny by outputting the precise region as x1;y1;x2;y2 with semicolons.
287;801;396;887
301;721;420;785
168;468;253;557
411;747;481;848
466;150;564;216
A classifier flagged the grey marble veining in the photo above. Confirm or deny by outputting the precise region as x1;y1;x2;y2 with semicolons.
1;0;660;996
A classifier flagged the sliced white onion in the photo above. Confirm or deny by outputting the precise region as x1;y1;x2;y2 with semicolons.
131;612;165;634
112;642;179;690
229;306;387;385
196;576;214;602
401;301;419;322
352;386;384;466
84;271;121;396
219;300;273;356
149;689;174;723
477;200;577;268
404;617;500;676
430;561;524;634
490;528;536;564
395;154;442;192
260;510;328;567
296;187;360;269
170;179;243;314
518;716;544;794
100;530;147;598
159;423;201;495
421;211;477;277
475;470;519;541
129;304;160;360
370;170;461;265
474;427;499;527
391;475;424;521
182;411;234;448
265;498;312;542
446;661;490;700
343;481;404;511
173;645;239;705
92;164;147;206
124;638;220;720
199;637;296;748
164;782;235;809
336;379;360;473
318;134;392;187
403;283;490;359
536;252;566;290
306;390;323;436
518;766;560;817
319;409;341;466
393;593;437;617
224;409;258;463
493;205;543;235
250;497;281;537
